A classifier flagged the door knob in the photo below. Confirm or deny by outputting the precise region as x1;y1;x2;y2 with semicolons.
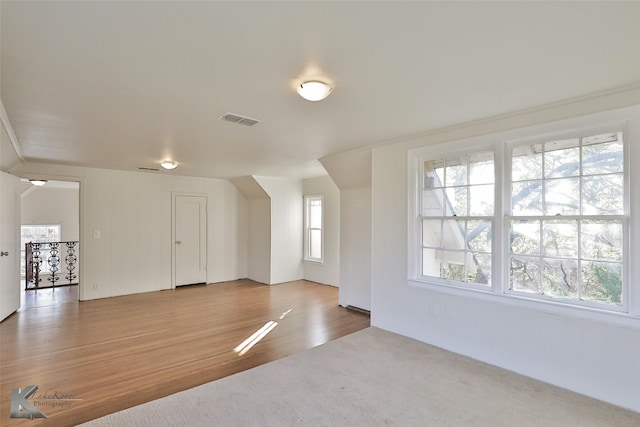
0;251;8;257
175;241;182;245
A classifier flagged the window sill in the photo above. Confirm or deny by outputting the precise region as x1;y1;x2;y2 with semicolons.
407;278;640;329
303;259;324;265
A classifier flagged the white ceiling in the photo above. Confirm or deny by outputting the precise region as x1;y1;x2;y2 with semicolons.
2;1;639;180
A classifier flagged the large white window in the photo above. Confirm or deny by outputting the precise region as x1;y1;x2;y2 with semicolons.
508;132;625;306
304;195;323;263
410;126;629;312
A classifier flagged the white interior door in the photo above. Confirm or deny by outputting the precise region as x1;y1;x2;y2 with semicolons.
174;195;207;286
1;171;21;322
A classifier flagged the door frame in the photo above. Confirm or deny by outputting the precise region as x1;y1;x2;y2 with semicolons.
19;173;84;300
171;192;208;289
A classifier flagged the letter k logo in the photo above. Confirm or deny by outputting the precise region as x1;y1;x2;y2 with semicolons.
10;385;47;419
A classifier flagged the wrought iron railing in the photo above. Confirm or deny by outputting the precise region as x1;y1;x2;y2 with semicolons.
25;241;79;290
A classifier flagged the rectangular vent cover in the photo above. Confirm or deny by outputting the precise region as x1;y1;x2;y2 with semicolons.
138;167;159;171
220;112;261;127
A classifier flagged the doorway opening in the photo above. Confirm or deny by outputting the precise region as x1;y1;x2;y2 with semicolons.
20;179;80;308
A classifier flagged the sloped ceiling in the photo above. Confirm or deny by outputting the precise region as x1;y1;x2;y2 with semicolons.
2;1;639;179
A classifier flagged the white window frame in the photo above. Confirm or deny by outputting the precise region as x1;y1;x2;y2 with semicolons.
413;146;497;292
504;129;628;312
303;194;324;263
408;110;637;320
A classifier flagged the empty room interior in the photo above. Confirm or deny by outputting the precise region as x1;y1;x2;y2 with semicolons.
1;1;640;426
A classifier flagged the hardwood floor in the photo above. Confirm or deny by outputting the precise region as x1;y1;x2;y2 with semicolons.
0;280;370;426
20;285;79;308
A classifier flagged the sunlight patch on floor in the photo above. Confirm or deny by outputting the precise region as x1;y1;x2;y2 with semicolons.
234;321;279;356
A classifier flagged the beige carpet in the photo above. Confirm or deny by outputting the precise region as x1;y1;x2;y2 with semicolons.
79;327;640;426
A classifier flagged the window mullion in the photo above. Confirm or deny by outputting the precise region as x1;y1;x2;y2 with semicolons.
495;142;506;296
538;220;543;295
577;219;583;301
577;138;584;301
439;219;444;278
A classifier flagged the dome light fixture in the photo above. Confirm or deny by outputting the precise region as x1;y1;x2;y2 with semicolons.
29;179;48;186
160;160;179;170
297;80;332;101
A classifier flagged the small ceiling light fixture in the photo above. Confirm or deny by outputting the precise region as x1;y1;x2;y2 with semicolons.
297;80;332;101
160;160;179;170
29;179;48;186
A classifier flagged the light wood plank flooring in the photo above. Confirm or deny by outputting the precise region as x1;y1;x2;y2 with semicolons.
20;284;79;308
0;280;370;426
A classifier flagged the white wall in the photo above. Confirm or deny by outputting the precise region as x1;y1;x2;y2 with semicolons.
21;187;79;241
321;149;372;310
369;87;640;412
248;197;271;284
1;117;21;172
255;176;303;284
339;187;371;310
303;175;340;287
10;163;248;300
231;175;270;284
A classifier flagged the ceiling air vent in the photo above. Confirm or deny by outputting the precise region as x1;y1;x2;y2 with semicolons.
220;112;261;127
138;167;160;172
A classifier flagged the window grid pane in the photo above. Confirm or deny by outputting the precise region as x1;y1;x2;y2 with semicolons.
420;150;494;287
509;217;623;305
304;196;323;261
508;131;624;306
308;229;322;260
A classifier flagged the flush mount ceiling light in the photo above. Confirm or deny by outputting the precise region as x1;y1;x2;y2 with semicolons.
297;80;332;101
29;179;48;186
160;161;179;170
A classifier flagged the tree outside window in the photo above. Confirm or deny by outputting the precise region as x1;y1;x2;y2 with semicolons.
509;132;624;305
415;130;626;310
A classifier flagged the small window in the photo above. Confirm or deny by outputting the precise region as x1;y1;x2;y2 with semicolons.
304;195;323;262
